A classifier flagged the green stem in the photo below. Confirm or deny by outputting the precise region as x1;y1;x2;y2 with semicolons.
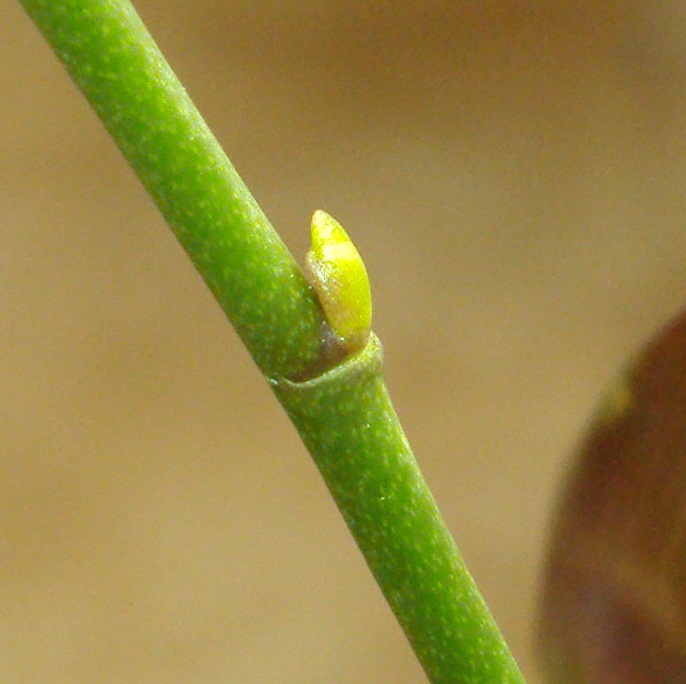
18;1;528;682
272;335;526;683
20;0;322;379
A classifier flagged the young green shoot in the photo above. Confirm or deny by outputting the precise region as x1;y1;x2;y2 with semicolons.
306;210;373;355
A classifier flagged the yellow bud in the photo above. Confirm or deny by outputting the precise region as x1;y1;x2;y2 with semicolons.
306;210;372;351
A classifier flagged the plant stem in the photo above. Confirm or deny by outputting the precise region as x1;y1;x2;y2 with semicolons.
19;0;322;379
18;1;528;682
273;336;526;683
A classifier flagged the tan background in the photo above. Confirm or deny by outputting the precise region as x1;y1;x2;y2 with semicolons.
3;2;686;682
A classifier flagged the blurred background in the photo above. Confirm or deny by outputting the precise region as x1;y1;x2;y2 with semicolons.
3;1;686;682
